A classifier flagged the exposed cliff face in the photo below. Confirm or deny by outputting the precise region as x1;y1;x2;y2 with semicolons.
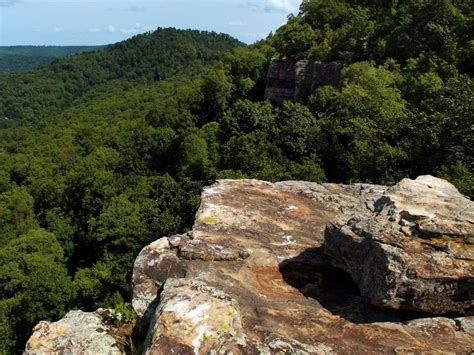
264;60;342;105
27;177;474;354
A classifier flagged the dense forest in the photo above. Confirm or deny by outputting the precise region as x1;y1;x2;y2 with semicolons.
0;1;473;352
0;46;103;73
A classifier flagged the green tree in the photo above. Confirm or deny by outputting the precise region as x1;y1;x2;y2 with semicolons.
0;229;72;349
277;102;316;159
198;66;233;123
314;62;409;183
0;187;38;244
272;17;317;59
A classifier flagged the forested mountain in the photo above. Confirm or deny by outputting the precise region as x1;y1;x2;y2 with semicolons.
0;28;242;122
0;1;473;353
0;46;104;72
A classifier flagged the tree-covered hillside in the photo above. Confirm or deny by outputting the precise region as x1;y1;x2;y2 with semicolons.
269;0;473;194
0;1;473;353
0;28;243;122
0;46;104;72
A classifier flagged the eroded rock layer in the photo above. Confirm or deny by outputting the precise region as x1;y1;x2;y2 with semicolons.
265;60;342;105
325;176;474;314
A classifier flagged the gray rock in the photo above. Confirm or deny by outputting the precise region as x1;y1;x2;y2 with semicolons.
131;238;186;317
138;178;474;354
25;310;125;355
179;239;250;261
325;175;474;314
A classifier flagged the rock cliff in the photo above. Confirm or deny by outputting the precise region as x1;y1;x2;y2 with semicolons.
264;60;342;105
27;176;474;354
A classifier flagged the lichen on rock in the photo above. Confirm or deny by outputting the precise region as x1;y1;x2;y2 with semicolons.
144;278;253;354
25;309;126;355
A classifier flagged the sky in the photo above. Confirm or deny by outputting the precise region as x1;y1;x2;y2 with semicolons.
0;0;301;46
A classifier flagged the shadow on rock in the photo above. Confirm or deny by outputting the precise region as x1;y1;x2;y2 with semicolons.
279;248;432;324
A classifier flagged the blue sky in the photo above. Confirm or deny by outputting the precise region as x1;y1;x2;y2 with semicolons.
0;0;301;46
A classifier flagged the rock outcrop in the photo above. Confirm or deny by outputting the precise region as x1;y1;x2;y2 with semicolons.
132;178;473;353
25;309;127;354
27;177;474;354
325;176;474;315
265;60;342;105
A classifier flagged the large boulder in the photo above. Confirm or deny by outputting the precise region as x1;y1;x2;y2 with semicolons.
325;176;474;314
25;309;126;354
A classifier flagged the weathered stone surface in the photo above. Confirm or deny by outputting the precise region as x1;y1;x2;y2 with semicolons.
265;60;342;105
137;178;474;353
131;238;186;317
25;309;125;354
179;239;250;261
325;176;474;315
144;278;254;354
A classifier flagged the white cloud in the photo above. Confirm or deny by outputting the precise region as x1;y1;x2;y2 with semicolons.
228;20;245;27
51;27;64;32
243;0;297;14
264;0;295;13
118;23;154;35
108;25;116;33
88;27;101;33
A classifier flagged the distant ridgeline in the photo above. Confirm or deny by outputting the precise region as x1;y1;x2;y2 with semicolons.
0;46;105;72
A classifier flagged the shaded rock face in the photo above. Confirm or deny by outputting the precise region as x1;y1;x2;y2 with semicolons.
325;176;474;315
25;309;126;354
131;238;186;317
265;60;342;105
131;178;473;353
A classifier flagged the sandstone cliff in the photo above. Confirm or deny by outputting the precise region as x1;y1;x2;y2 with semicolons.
26;176;474;354
264;60;342;105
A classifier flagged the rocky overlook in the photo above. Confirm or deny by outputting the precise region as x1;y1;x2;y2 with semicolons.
26;176;473;354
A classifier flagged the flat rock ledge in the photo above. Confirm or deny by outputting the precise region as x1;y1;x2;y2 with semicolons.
27;177;474;354
325;176;474;314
